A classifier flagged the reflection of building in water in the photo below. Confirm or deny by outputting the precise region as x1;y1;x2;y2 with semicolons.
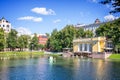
73;37;113;54
92;60;107;80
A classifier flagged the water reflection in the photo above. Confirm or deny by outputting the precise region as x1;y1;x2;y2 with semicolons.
48;56;56;65
0;58;120;80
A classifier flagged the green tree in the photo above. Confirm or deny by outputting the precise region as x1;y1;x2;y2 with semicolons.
96;18;120;52
46;25;77;52
84;30;93;38
45;33;50;38
18;35;30;51
61;25;76;48
0;28;5;51
100;0;120;13
29;33;39;50
7;29;18;51
76;28;84;38
38;44;45;50
51;31;62;52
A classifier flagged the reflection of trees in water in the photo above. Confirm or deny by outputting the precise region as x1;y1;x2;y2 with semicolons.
110;61;120;79
0;60;9;80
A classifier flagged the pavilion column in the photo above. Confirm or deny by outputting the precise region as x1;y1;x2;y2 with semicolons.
87;44;90;52
78;44;80;52
82;44;84;51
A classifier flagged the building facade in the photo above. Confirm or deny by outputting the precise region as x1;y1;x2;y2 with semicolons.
73;37;113;54
38;34;48;45
75;19;105;34
84;19;105;34
0;17;11;33
31;34;48;45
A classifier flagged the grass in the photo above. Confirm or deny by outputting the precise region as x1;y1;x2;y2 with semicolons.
109;54;120;59
0;51;44;60
0;51;62;60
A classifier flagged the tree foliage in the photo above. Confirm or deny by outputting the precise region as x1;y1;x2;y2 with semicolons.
29;33;39;50
76;28;84;38
7;29;18;51
100;0;120;13
96;18;120;51
0;28;5;51
46;25;93;52
18;35;30;51
84;30;93;38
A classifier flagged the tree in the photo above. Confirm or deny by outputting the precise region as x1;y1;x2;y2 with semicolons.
47;29;62;52
45;33;50;38
46;25;77;52
61;25;76;48
96;22;112;37
29;33;39;50
38;44;45;50
76;28;84;38
7;29;18;51
18;35;30;51
84;30;93;38
100;0;120;13
96;18;120;52
0;28;5;51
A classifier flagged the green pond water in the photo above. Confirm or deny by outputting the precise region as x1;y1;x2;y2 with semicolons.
0;57;120;80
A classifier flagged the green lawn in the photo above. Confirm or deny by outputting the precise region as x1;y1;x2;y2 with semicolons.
109;54;120;59
0;51;61;60
0;51;44;60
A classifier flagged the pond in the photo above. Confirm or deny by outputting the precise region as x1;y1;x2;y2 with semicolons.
0;57;120;80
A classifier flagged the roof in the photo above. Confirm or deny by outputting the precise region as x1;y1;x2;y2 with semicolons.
0;17;10;23
84;22;106;28
73;37;106;43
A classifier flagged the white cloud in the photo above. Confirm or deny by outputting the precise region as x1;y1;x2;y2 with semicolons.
53;19;61;23
31;7;56;15
17;27;32;36
18;16;43;22
104;14;119;21
33;17;42;22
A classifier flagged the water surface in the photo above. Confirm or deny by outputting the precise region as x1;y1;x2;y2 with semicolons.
0;57;120;80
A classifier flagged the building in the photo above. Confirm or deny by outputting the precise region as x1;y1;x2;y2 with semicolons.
31;34;48;45
38;34;48;45
74;23;85;29
0;17;11;33
84;19;106;34
75;19;105;34
73;37;113;54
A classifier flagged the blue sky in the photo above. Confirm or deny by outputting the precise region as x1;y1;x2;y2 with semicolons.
0;0;120;34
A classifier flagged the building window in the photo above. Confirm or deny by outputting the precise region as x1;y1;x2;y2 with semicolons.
79;44;82;51
7;25;9;28
107;42;113;48
89;44;92;52
84;44;87;51
3;25;5;27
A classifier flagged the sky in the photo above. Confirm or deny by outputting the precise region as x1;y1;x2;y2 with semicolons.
0;0;120;35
